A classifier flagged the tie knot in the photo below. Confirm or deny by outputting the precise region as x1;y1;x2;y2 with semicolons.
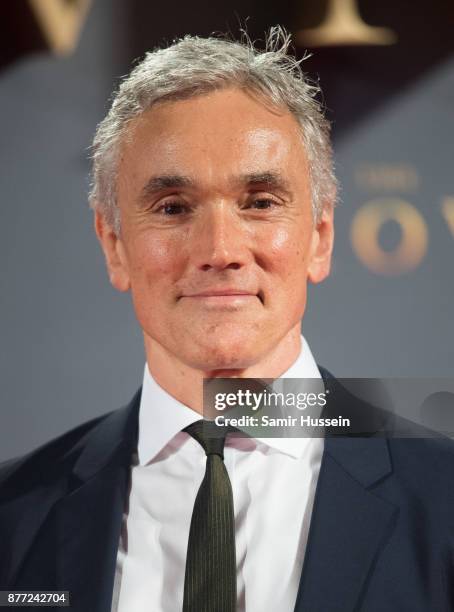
184;420;233;459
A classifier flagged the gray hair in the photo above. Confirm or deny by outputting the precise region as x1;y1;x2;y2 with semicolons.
89;27;337;233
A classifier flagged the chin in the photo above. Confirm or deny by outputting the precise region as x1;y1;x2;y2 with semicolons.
183;333;264;373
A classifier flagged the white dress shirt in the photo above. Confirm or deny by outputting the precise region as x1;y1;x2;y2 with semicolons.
111;336;324;612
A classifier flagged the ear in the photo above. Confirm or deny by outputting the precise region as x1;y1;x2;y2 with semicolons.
307;206;335;284
94;211;131;292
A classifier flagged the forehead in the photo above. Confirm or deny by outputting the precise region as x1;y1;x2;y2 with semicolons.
118;87;309;187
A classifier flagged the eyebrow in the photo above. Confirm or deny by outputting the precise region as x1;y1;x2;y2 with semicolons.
138;170;292;205
139;174;194;204
236;171;292;194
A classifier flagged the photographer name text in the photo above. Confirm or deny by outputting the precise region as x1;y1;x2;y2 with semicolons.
215;415;351;428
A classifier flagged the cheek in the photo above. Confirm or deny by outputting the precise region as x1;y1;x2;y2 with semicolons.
263;225;312;277
126;233;186;289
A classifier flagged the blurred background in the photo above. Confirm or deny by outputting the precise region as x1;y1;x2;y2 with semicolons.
1;0;453;460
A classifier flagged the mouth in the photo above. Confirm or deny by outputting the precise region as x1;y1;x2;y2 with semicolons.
180;289;264;305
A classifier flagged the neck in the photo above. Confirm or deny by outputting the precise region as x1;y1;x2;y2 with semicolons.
144;325;302;414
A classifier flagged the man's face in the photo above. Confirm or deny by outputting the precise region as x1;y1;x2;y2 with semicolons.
97;88;334;371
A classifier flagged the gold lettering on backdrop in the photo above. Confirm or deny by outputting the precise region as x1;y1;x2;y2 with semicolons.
350;199;428;276
355;164;419;192
28;0;92;55
297;0;397;47
441;198;454;238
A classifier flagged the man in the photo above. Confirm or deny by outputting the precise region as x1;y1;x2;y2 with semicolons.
1;28;454;612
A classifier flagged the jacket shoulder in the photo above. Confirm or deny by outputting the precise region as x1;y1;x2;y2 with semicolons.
388;434;454;481
0;411;114;497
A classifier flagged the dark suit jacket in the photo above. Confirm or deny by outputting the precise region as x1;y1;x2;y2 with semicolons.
1;373;454;611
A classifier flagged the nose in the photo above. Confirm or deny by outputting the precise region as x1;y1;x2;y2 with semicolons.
192;202;250;272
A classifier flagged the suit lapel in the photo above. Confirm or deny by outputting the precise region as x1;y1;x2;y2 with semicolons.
294;436;398;612
55;461;130;611
54;390;140;612
6;390;141;612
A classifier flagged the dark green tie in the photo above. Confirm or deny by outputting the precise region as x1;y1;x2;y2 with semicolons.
183;420;236;612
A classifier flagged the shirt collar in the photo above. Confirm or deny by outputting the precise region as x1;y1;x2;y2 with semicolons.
254;336;321;458
138;335;321;465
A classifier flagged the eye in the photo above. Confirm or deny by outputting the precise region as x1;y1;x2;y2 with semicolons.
247;198;279;210
156;201;189;215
